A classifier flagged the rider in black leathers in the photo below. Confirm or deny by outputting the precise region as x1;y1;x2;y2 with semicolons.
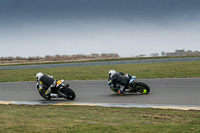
36;72;57;98
108;70;131;95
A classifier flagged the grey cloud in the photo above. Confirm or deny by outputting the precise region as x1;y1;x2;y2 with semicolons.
1;0;200;22
1;0;200;57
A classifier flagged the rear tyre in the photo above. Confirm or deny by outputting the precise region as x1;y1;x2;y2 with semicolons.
135;82;150;94
62;87;76;100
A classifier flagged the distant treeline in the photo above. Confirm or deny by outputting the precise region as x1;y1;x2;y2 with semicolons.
0;53;119;62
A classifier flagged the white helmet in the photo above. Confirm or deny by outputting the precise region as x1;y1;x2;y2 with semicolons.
36;72;43;80
109;70;116;78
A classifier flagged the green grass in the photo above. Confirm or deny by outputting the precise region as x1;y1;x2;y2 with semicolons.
0;61;200;82
0;105;199;133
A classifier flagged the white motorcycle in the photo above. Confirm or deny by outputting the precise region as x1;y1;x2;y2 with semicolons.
36;80;76;100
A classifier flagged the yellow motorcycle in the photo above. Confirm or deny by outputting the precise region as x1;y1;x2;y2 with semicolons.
36;80;76;100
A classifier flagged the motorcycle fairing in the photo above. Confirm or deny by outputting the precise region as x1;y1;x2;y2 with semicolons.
56;80;64;87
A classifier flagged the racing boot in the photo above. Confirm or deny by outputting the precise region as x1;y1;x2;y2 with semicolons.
45;87;52;95
118;87;125;95
45;81;56;96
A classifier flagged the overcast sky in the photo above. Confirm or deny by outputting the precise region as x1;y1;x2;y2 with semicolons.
0;0;200;57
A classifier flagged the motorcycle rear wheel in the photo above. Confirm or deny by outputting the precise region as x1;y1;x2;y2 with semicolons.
135;82;150;94
62;87;76;100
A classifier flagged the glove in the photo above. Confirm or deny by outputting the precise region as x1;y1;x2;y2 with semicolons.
39;87;43;91
108;81;111;86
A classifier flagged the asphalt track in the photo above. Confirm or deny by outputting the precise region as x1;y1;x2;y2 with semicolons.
0;78;200;110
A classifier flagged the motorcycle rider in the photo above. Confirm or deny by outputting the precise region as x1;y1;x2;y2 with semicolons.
108;70;134;95
36;72;58;98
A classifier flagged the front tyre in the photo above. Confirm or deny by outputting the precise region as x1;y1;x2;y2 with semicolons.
62;87;76;100
135;82;150;94
39;91;51;100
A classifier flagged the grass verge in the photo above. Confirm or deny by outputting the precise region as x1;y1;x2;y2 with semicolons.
0;105;199;133
0;61;200;82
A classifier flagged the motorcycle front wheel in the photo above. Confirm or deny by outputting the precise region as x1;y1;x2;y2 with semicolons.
62;87;76;100
39;91;51;100
135;82;150;94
